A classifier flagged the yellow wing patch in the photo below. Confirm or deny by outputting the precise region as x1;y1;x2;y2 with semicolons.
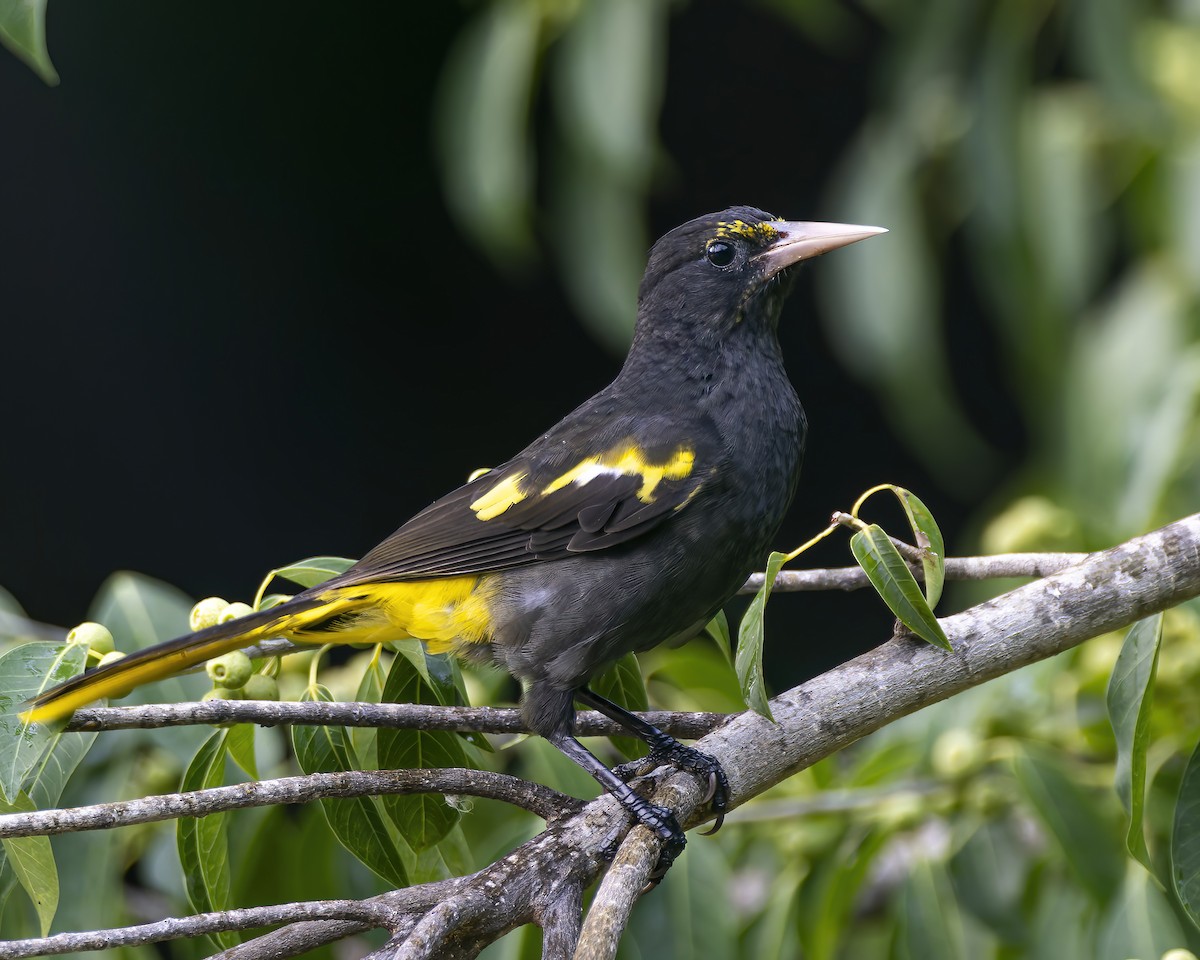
715;219;779;245
469;445;695;521
541;445;694;502
470;473;528;520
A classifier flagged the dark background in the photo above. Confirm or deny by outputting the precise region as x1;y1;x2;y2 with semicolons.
0;2;1010;689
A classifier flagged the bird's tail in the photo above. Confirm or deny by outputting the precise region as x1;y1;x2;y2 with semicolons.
20;594;330;724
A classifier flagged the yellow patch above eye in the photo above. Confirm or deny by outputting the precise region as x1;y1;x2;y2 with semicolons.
715;219;779;245
470;473;528;520
542;445;694;502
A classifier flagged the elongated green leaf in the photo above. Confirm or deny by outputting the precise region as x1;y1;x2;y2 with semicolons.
1097;866;1186;960
1172;736;1200;928
889;486;946;608
88;573;208;754
798;827;888;960
0;0;57;84
225;724;258;780
0;642;88;804
1014;743;1124;903
1106;613;1162;870
894;858;965;960
176;730;236;949
949;817;1030;942
702;609;732;665
590;653;649;761
272;556;356;589
291;685;409;886
351;654;387;764
850;525;950;649
736;551;787;721
436;0;540;263
0;792;57;936
378;656;466;850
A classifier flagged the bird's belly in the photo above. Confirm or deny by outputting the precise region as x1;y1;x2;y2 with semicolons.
481;534;754;690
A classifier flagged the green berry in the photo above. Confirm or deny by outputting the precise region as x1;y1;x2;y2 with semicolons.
206;651;253;688
190;597;228;631
219;601;255;624
97;650;126;668
242;674;280;701
202;686;247;701
67;622;114;654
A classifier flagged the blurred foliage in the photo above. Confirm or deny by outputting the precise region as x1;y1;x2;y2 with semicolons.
4;0;1200;955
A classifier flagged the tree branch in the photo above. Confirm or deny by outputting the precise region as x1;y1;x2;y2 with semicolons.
573;514;1200;958
62;701;729;739
7;518;1197;960
739;551;1089;593
0;900;398;960
0;769;581;840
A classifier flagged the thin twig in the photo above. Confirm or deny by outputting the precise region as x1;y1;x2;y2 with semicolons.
62;701;730;738
738;552;1089;593
0;900;396;960
0;768;581;839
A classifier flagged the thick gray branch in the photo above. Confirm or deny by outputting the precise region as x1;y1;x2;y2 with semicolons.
0;769;580;839
575;514;1200;958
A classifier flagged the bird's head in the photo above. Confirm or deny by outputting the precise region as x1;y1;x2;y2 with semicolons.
636;205;886;345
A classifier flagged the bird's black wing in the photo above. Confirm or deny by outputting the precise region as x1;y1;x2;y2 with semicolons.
338;416;720;584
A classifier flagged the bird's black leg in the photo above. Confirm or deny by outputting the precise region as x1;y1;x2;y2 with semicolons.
576;687;730;834
546;730;687;876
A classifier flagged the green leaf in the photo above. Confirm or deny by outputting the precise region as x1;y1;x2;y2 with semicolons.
88;573;208;753
850;524;950;649
271;556;356;589
948;817;1031;943
291;685;409;886
893;858;966;960
1171;736;1200;928
736;551;786;721
1096;866;1187;960
701;609;732;665
590;653;649;761
888;486;946;608
378;656;466;850
1013;742;1124;903
0;641;88;804
1106;613;1163;870
225;724;258;780
0;792;58;936
435;0;540;264
351;653;387;764
176;730;236;950
0;0;58;84
797;826;888;960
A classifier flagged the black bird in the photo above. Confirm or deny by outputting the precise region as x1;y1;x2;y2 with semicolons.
24;206;885;867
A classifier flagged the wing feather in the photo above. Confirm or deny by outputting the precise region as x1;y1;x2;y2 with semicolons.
337;419;720;586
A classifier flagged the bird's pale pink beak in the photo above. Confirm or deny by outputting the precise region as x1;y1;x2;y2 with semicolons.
754;221;888;278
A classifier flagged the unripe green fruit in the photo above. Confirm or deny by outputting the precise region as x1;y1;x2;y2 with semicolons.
97;650;126;668
202;685;247;701
190;597;228;631
219;601;255;624
67;622;114;654
206;651;253;688
241;674;280;701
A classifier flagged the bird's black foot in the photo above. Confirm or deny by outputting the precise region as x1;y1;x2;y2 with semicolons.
615;741;730;834
628;796;686;879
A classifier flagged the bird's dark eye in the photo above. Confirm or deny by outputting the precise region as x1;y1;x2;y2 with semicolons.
706;241;735;268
